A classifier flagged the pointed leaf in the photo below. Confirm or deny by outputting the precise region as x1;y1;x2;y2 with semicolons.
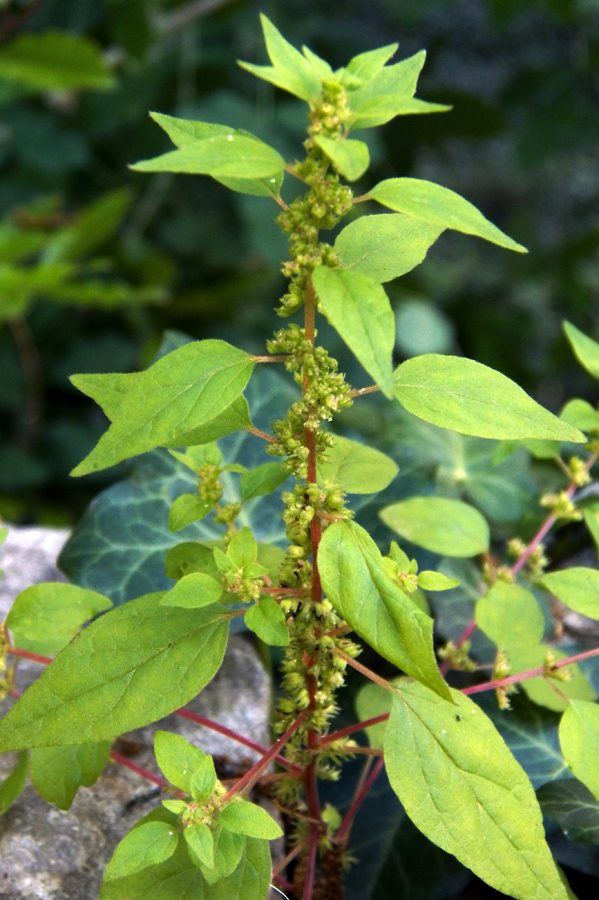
564;321;599;380
160;572;223;609
380;497;489;557
130;134;284;179
0;752;27;815
510;645;596;713
238;462;288;501
348;51;428;129
345;44;398;84
71;340;255;476
302;46;333;79
227;526;257;568
385;683;569;900
369;178;526;252
220;799;283;839
184;822;214;868
542;568;599;620
317;433;398;494
417;571;460;591
560;399;599;434
0;595;229;750
393;354;585;442
560;701;599;801
238;14;321;102
154;731;207;794
335;213;443;283
244;597;289;646
538;778;599;844
319;520;451;700
29;741;111;810
202;826;245;884
0;31;115;91
168;495;212;533
313;136;369;181
476;582;545;651
312;266;394;396
6;582;112;656
104;821;179;881
190;755;217;804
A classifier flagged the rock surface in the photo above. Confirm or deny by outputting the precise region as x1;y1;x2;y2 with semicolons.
0;526;273;899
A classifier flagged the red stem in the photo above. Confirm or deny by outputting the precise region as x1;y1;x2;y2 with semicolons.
336;757;385;845
320;713;390;746
109;750;168;789
462;645;599;696
303;824;319;900
8;646;52;665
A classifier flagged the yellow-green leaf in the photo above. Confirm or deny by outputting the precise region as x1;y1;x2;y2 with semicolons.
318;434;398;494
559;701;599;801
380;497;489;557
476;582;545;651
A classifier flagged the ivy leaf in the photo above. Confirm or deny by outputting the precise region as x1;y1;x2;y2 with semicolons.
104;822;179;881
71;340;255;476
541;568;599;620
319;520;451;701
385;683;569;900
184;822;214;869
238;14;322;102
510;645;596;713
393;354;585;442
380;497;489;557
538;779;599;845
238;462;288;501
475;582;545;651
317;433;398;494
0;595;229;750
312;266;394;396
29;742;111;810
334;214;443;283
220;799;283;839
168;495;212;533
154;731;207;794
369;178;527;253
6;582;112;656
0;752;27;815
559;701;599;801
563;321;599;380
160;572;223;609
313;136;370;181
244;597;290;646
0;31;116;91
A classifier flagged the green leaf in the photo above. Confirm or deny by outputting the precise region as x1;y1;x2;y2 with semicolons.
6;582;113;656
154;731;207;794
227;527;257;568
0;31;116;91
380;497;489;557
319;520;451;700
560;399;599;434
510;645;596;713
393;354;585;442
0;596;229;750
476;582;545;651
385;683;569;900
541;568;599;620
312;266;395;396
560;701;599;801
0;752;27;815
369;178;527;253
564;321;599;380
168;495;212;533
238;14;322;102
169;443;222;474
130;133;285;180
104;821;179;881
71;340;255;476
355;678;404;749
417;571;460;591
302;46;333;79
238;462;288;501
313;136;369;181
184;823;214;868
202;826;245;884
583;504;599;558
220;799;283;839
345;44;398;84
190;755;217;804
538;779;599;845
29;741;111;810
334;213;443;283
318;434;398;495
160;572;223;609
244;597;290;646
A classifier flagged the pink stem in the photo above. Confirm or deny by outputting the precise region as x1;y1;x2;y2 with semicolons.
302;824;319;900
440;619;478;675
337;757;385;845
109;750;167;788
462;645;599;696
319;713;390;746
8;646;52;665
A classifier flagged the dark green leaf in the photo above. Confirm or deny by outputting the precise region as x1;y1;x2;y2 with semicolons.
538;779;599;844
219;799;283;839
0;31;116;91
0;752;27;815
313;136;369;181
29;742;111;810
244;597;289;646
380;496;489;557
318;434;398;494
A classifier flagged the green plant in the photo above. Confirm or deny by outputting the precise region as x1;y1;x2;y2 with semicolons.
2;15;599;899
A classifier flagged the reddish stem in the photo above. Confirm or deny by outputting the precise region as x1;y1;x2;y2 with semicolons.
320;713;390;746
335;648;393;691
247;426;276;443
336;757;385;845
109;750;167;789
350;385;380;398
8;646;52;665
462;645;599;696
303;824;319;900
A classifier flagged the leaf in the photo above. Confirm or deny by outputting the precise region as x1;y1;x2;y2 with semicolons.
369;178;527;253
302;46;333;79
385;683;569;900
538;779;599;844
541;568;599;620
0;752;27;815
244;597;290;646
184;823;214;868
227;526;257;567
219;799;283;839
130;134;285;180
510;645;596;713
475;582;545;651
238;14;322;102
0;31;116;91
317;433;398;494
71;340;255;476
154;731;207;794
564;321;599;380
380;497;489;557
6;582;113;656
29;741;111;810
319;520;451;700
202;826;245;884
238;462;288;501
347;51;438;130
334;213;443;283
393;354;585;442
559;701;599;801
104;822;179;881
0;596;229;750
160;573;223;609
190;756;217;804
355;679;403;748
345;44;398;84
560;399;599;434
312;266;395;396
168;495;212;532
313;136;370;181
417;571;459;591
